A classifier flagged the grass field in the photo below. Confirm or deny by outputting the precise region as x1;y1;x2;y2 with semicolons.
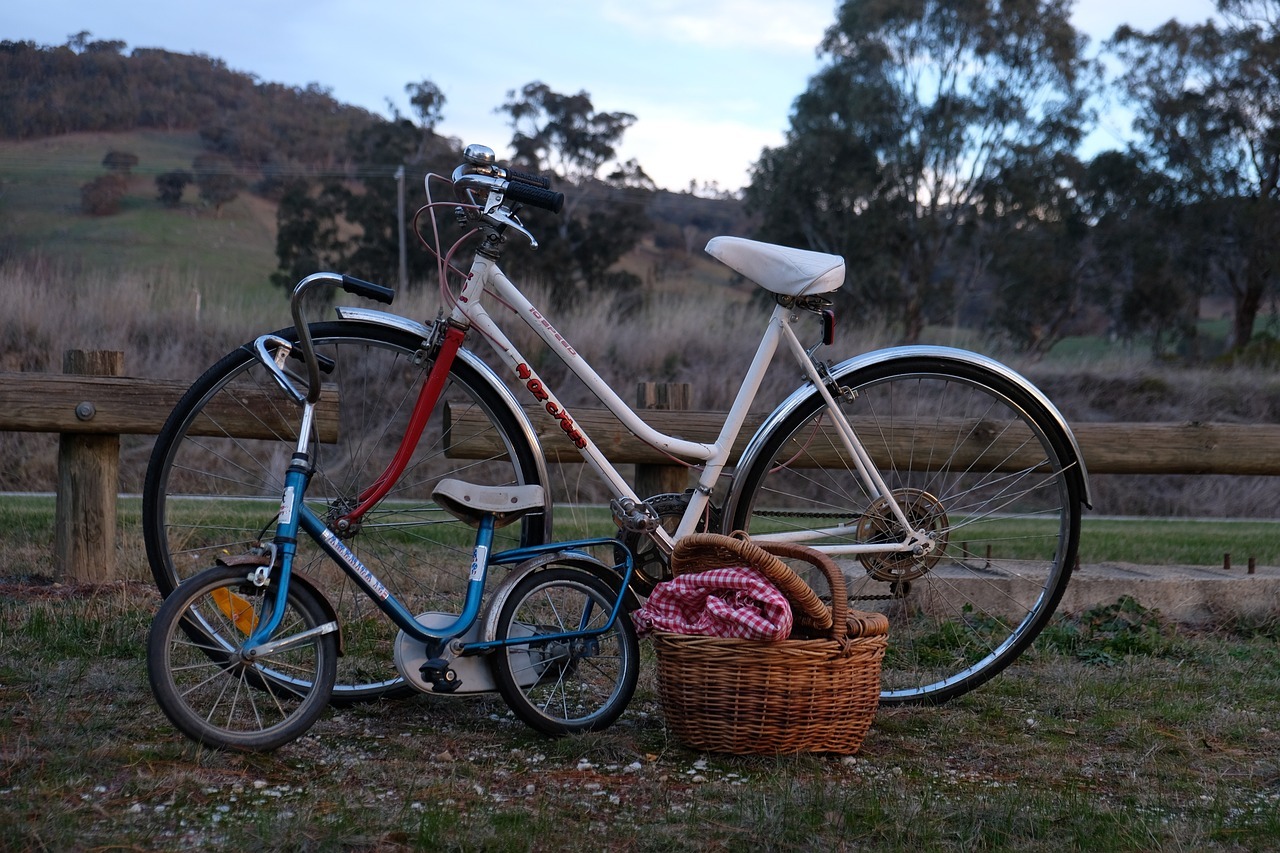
0;131;280;295
2;495;1278;582
0;574;1277;851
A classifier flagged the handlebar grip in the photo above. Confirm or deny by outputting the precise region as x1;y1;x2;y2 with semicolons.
341;274;395;304
505;180;565;214
505;168;552;189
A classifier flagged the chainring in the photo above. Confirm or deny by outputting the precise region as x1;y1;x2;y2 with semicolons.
616;492;719;593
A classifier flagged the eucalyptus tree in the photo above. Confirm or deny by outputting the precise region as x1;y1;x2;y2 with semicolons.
1110;1;1280;353
498;82;653;305
748;0;1096;342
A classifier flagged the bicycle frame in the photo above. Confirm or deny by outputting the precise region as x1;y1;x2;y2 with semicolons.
240;422;635;656
430;252;932;560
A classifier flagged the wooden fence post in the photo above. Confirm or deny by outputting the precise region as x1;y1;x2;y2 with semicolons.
54;350;122;583
634;381;693;498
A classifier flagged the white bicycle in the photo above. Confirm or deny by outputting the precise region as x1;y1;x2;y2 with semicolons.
143;143;1090;706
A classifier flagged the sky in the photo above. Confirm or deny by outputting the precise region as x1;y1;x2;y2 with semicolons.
6;0;1222;192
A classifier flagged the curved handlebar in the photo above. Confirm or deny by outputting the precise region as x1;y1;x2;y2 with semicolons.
451;162;565;214
288;272;396;404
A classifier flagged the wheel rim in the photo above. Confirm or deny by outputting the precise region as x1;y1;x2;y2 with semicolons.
733;366;1080;704
153;571;332;748
499;573;635;732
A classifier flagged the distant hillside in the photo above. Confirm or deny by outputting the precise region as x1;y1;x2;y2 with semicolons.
0;36;749;298
0;36;378;169
0;131;282;295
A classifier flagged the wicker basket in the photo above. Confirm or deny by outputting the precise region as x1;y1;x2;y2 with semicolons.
651;533;887;755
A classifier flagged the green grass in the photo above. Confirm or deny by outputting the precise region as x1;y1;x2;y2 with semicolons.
1078;516;1280;566
0;130;281;303
1;582;1278;851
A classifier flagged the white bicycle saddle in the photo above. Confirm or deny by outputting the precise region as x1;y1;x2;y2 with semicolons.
431;478;546;528
705;235;845;296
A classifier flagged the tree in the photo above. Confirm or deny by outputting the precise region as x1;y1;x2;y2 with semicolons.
155;169;193;207
80;172;127;215
1077;151;1199;358
192;153;243;216
271;102;461;288
405;80;445;131
747;0;1096;342
400;80;446;162
497;82;652;306
976;151;1094;358
271;178;350;288
102;149;138;173
501;82;636;184
1109;2;1280;353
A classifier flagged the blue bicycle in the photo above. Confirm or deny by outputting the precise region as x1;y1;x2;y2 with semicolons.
146;276;639;751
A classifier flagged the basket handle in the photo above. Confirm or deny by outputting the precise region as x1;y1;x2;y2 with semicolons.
756;541;848;641
672;532;834;632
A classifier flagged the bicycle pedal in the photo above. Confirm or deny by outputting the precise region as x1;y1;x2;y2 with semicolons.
420;658;462;694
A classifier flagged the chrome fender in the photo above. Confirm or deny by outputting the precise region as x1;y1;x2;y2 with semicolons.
725;345;1092;523
480;551;640;645
334;306;553;540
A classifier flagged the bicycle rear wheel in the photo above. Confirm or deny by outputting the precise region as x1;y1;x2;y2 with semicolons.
728;354;1084;705
491;566;639;735
143;320;546;704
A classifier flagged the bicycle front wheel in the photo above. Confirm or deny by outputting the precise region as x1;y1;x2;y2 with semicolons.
491;566;639;735
728;354;1084;705
147;564;338;751
143;320;546;704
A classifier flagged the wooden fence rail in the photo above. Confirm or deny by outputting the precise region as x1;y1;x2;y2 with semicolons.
4;351;1280;581
447;404;1280;477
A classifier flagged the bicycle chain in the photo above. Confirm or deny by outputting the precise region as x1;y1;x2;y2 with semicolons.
755;509;855;520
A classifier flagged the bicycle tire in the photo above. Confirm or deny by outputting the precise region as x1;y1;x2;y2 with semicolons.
147;564;338;751
727;354;1083;705
491;566;639;735
143;320;546;704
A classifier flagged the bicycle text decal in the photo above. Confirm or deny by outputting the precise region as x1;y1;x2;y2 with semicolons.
320;528;391;600
527;306;578;357
517;363;588;449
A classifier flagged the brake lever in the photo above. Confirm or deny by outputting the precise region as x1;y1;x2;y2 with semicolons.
253;334;307;404
481;194;539;249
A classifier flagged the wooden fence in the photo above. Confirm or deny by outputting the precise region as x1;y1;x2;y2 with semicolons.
4;350;1280;581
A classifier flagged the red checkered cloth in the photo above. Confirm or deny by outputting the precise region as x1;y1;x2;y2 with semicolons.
633;566;794;641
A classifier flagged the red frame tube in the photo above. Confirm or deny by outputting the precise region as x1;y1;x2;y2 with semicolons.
342;323;468;523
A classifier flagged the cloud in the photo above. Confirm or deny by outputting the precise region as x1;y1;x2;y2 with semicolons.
592;0;830;53
621;111;784;191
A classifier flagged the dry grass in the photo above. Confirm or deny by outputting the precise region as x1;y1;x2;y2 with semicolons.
4;258;1280;515
1;582;1278;851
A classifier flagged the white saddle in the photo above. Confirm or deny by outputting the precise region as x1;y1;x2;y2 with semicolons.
432;478;546;528
706;236;845;296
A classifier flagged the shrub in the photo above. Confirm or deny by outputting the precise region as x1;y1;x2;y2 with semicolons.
79;173;128;216
102;150;139;173
155;170;193;207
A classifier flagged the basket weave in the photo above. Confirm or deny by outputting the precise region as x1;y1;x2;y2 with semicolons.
652;533;887;755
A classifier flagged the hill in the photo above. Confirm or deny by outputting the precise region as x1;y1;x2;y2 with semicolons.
0;130;279;294
0;37;378;160
0;37;749;303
